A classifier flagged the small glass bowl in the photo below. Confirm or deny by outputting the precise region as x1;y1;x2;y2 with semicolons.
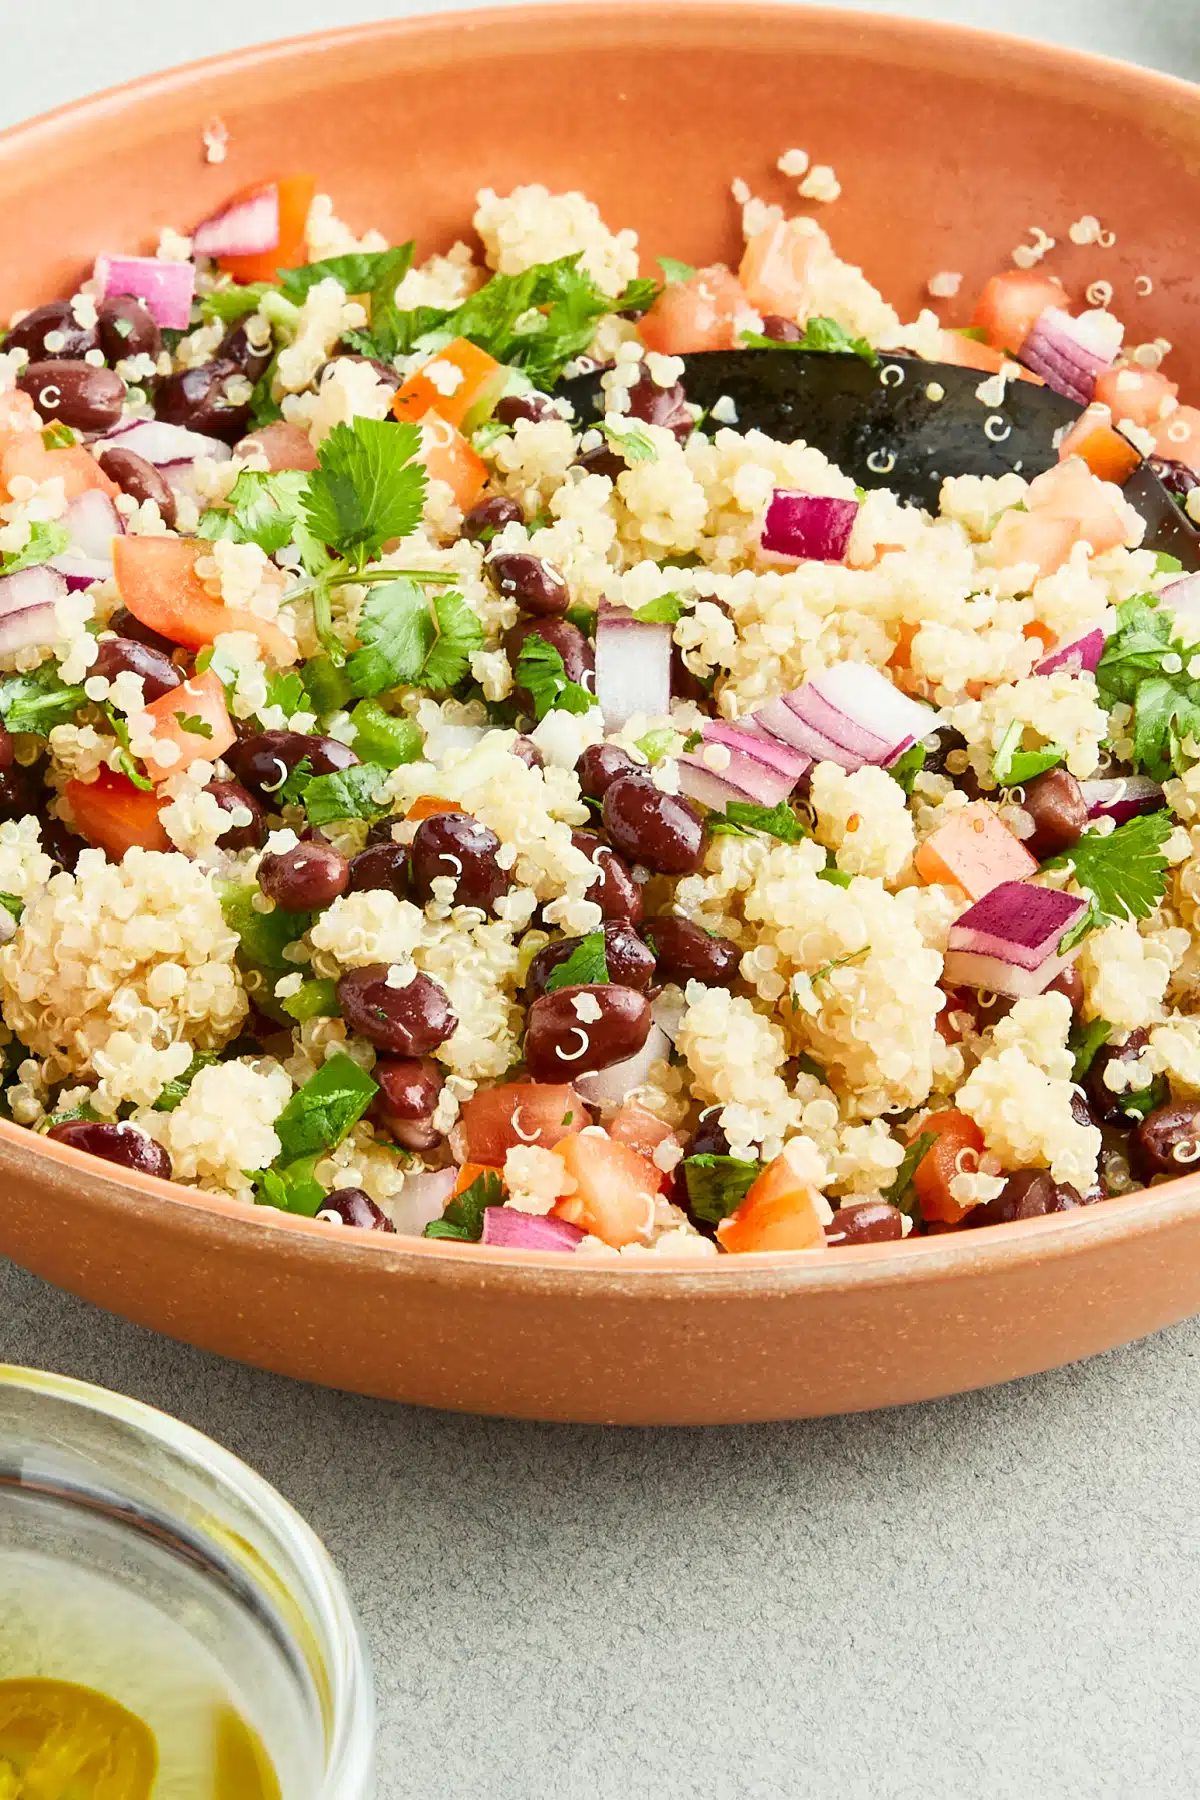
0;1364;374;1798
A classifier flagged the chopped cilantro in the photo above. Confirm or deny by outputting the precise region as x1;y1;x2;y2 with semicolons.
600;421;657;465
177;714;214;738
277;243;414;308
740;314;878;365
1043;810;1173;945
40;421;78;451
884;1130;938;1216
198;468;326;571
709;800;808;843
1069;1016;1111;1082
811;947;870;984
992;720;1064;787
658;257;697;285
543;931;609;992
104;707;153;791
1155;553;1184;576
264;670;308;717
681;729;704;753
281;978;341;1024
513;634;597;721
199;282;271;323
564;604;596;637
683;1154;760;1226
273;1051;379;1164
255;1154;327;1218
0;520;70;577
248;356;284;428
614;277;661;318
153;1052;220;1113
1119;1075;1168;1122
887;741;927;796
634;727;678;765
0;664;87;735
632;592;686;626
299;762;392;826
348;698;423;768
795;1052;828;1084
423;1166;504;1240
276;754;314;807
1095;596;1200;782
816;866;852;888
0;893;22;924
302;417;427;564
345;578;484;695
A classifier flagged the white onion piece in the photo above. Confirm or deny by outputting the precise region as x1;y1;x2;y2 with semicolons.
575;1024;673;1108
192;186;280;259
1079;775;1165;825
64;488;124;561
48;554;112;593
0;604;61;653
752;696;857;767
389;1167;457;1237
102;420;233;467
594;611;672;729
0;563;67;619
807;662;937;759
93;254;196;330
677;761;755;812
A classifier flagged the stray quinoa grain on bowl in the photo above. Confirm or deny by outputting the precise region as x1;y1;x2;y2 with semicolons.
2;165;1200;1261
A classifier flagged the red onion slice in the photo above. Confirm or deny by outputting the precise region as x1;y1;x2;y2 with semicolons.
0;563;67;620
0;604;61;654
1160;574;1200;619
1018;308;1117;406
786;684;895;764
594;607;672;729
48;554;113;592
93;254;197;331
1079;776;1165;825
943;882;1086;997
679;720;807;808
192;186;280;259
808;662;937;761
481;1208;585;1251
676;761;758;812
64;489;124;562
101;420;233;467
575;1023;673;1108
761;490;859;562
1034;629;1106;677
752;696;858;767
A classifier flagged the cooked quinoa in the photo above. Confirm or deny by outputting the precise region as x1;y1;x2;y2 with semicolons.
1;164;1199;1257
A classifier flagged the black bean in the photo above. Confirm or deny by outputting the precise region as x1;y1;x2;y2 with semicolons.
512;735;543;770
324;350;404;394
644;914;739;987
155;359;251;443
347;842;409;898
259;840;349;911
670;644;709;707
1047;961;1084;1013
0;727;12;774
338;965;457;1056
372;1057;444;1152
577;742;637;800
92;635;183;703
218;319;272;383
408;812;511;915
1132;1104;1200;1180
524;982;652;1080
97;295;162;366
47;1119;172;1180
525;922;656;999
205;780;266;852
575;444;627;481
758;314;805;343
95;447;177;528
825;1201;905;1245
504;619;595;715
965;1167;1087;1227
318;1186;396;1231
0;764;42;822
1149;456;1199;503
225;731;360;803
495;392;555;426
17;360;126;434
107;606;178;656
461;496;524;544
685;1113;731;1161
1086;1027;1149;1126
624;367;693;442
571;829;644;925
602;774;705;874
40;814;87;871
6;301;99;363
1021;768;1088;860
489;551;570;618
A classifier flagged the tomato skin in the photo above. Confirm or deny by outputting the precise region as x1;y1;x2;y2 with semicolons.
66;769;169;858
460;1083;589;1164
970;270;1069;356
1094;366;1178;431
716;1154;827;1253
218;173;316;283
607;1099;677;1166
738;220;815;317
143;668;236;782
552;1131;659;1247
112;535;295;664
1056;405;1141;486
911;1109;985;1225
392;337;506;433
237;419;319;471
639;265;747;354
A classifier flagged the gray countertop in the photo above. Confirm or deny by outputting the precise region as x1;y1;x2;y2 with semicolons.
3;5;1199;1796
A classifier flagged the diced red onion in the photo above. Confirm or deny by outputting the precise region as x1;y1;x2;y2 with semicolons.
1160;574;1200;619
786;684;895;764
1079;776;1165;825
575;1023;673;1108
1018;308;1118;406
192;186;280;260
752;695;859;768
943;880;1086;996
761;490;859;562
752;661;936;773
0;563;67;619
1034;629;1106;676
48;554;113;592
389;1167;457;1237
594;606;672;729
678;719;809;811
480;1207;584;1251
93;254;196;331
64;489;124;562
101;420;232;468
0;605;61;654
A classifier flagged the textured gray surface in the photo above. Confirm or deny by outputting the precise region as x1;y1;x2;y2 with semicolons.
2;4;1200;1797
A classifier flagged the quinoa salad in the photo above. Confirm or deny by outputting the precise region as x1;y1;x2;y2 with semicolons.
2;160;1200;1260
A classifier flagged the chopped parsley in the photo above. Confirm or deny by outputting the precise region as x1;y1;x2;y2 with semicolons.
153;1052;220;1113
199;281;272;323
345;578;484;695
104;707;153;792
299;762;392;826
543;931;609;992
740;314;878;365
887;741;927;796
1043;810;1173;950
513;634;597;720
991;720;1064;788
1069;1016;1111;1082
198;468;327;569
0;893;23;924
658;257;697;284
683;1153;760;1225
272;1052;378;1164
709;800;808;843
40;421;78;451
884;1130;937;1215
599;421;657;465
1095;595;1200;781
423;1166;504;1241
177;714;214;738
0;520;69;577
303;417;427;564
0;664;86;735
631;592;686;626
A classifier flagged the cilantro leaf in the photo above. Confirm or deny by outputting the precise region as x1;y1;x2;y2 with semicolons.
0;664;86;735
888;741;927;795
1118;1074;1168;1122
345;578;481;695
658;257;697;285
264;670;308;717
543;931;609;992
153;1051;220;1113
1042;810;1173;932
200;282;271;323
299;762;392;826
255;1154;327;1217
277;243;414;306
992;720;1064;787
817;866;852;888
632;593;686;625
41;422;78;451
683;1153;760;1225
273;1051;379;1164
740;314;878;365
709;800;808;843
613;277;661;318
197;468;325;568
302;417;427;562
1155;553;1184;576
177;714;214;738
348;698;423;768
423;1167;504;1240
104;707;153;792
0;893;23;924
600;421;657;465
276;755;315;807
1094;596;1200;781
421;588;486;690
1069;1016;1111;1082
0;520;70;577
514;634;597;720
884;1130;937;1216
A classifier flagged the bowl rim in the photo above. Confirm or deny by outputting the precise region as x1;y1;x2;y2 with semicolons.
1;0;1198;1287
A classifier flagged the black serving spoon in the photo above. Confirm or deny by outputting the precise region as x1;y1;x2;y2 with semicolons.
559;349;1200;568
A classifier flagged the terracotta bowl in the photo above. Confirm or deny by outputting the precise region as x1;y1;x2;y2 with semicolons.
1;5;1199;1424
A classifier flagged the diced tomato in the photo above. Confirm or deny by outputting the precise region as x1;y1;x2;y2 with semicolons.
0;389;39;452
716;1154;828;1253
910;1109;985;1225
392;337;507;434
737;220;816;318
1152;404;1200;475
639;264;747;355
552;1131;660;1248
416;412;488;513
453;1160;501;1197
1022;619;1055;651
65;770;168;859
235;420;319;471
989;510;1079;579
405;796;462;822
1;434;121;503
1027;457;1129;554
932;331;1038;384
914;802;1038;899
217;174;316;284
970;270;1069;356
1055;405;1141;486
112;536;295;664
607;1100;677;1167
459;1083;588;1164
1094;365;1178;431
142;669;236;782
